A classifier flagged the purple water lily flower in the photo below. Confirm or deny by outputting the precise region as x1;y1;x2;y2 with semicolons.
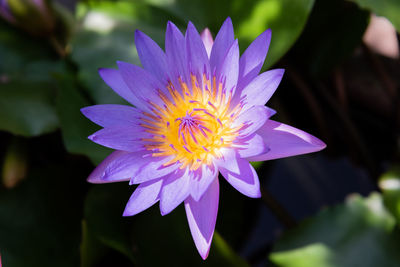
82;18;326;259
0;0;15;23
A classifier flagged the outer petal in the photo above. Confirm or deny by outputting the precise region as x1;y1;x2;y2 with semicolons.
190;163;218;201
123;178;163;216
233;134;269;158
200;28;213;58
98;68;142;108
217;149;261;198
131;155;180;184
210;17;234;72
165;21;190;89
232;105;275;137
186;21;210;87
159;168;191;215
184;178;219;260
87;151;131;184
117;61;166;112
240;69;284;110
81;104;142;128
135;30;169;84
216;39;239;97
237;29;272;90
101;151;148;181
248;120;327;161
88;126;147;152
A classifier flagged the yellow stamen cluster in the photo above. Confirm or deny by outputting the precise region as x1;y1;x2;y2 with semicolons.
140;74;242;170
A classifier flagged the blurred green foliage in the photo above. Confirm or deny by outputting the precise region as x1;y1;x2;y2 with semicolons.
270;194;400;267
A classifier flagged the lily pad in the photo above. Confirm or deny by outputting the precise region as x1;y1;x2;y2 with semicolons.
270;193;400;267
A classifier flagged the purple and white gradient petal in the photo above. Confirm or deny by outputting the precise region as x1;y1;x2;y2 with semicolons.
82;17;326;259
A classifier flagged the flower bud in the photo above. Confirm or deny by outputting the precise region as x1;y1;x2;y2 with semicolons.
0;0;55;36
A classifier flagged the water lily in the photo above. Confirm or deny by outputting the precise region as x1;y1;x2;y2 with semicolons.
82;18;326;259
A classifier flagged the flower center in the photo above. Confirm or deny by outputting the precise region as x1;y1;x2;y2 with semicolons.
140;74;242;170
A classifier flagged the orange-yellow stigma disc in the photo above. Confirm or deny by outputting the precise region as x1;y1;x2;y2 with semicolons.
140;74;242;170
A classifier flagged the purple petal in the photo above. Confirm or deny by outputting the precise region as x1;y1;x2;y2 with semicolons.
190;164;218;201
185;178;219;260
216;39;239;97
87;151;131;184
101;151;148;181
81;104;142;128
131;155;180;184
186;21;210;86
248;120;327;161
165;21;190;89
233;134;269;158
98;68;143;108
135;30;169;84
117;61;166;112
123;178;163;216
88;126;147;152
0;0;15;23
218;150;261;198
200;28;213;58
237;29;272;91
215;148;240;173
240;69;284;110
210;17;234;72
232;106;275;137
159;168;191;215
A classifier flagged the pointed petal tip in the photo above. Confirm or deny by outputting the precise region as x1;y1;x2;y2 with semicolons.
87;133;96;141
134;29;143;40
122;209;132;217
97;67;107;77
87;176;101;184
313;138;327;150
80;106;89;116
252;188;262;198
167;20;176;30
201;27;212;36
200;247;210;260
224;17;232;25
276;68;285;76
263;28;272;38
187;20;195;28
160;208;168;216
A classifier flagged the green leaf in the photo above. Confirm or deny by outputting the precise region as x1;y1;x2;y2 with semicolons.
349;0;400;32
235;0;315;69
71;1;165;105
0;81;59;136
143;0;315;68
0;164;85;267
379;166;400;223
0;21;58;81
0;21;69;137
55;74;111;164
270;193;400;267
